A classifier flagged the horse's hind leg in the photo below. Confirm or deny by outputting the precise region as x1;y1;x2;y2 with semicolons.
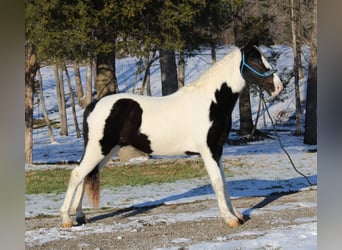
60;143;105;228
73;146;120;225
72;180;88;225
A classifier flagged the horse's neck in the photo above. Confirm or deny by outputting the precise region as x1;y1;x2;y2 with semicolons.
184;48;245;97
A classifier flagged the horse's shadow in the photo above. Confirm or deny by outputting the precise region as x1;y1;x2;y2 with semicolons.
89;175;316;224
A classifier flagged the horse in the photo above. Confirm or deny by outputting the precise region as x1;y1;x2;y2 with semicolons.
60;44;283;228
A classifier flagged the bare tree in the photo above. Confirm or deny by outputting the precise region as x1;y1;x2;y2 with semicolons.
177;50;185;88
37;69;55;143
73;63;84;105
64;63;81;138
79;58;93;108
53;63;68;136
25;42;39;163
139;51;157;96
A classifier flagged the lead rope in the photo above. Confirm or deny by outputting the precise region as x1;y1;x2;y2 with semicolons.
258;89;314;186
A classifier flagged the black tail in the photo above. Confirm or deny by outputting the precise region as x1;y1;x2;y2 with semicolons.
82;100;101;209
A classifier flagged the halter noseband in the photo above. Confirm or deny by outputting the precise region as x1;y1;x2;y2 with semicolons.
240;52;276;78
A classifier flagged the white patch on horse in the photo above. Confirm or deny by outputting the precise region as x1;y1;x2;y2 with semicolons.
139;93;212;155
261;54;273;70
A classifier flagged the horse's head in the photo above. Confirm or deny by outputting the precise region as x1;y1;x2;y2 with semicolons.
240;44;283;97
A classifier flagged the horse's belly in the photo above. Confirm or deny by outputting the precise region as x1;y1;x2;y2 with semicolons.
148;134;196;156
150;140;197;156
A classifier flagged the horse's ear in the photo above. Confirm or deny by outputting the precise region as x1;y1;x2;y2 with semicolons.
242;40;259;55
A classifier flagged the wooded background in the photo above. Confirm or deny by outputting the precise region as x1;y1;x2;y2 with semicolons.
25;0;317;163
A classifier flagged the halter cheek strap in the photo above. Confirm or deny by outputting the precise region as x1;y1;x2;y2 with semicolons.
240;52;276;78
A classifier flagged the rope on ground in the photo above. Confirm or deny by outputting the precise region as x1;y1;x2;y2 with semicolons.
258;90;314;186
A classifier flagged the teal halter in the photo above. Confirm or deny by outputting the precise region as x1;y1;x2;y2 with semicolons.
240;52;276;78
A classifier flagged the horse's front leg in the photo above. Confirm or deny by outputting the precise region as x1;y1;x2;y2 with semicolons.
201;151;244;227
218;159;244;223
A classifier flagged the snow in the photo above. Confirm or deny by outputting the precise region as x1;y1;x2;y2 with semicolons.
186;223;317;250
26;45;317;249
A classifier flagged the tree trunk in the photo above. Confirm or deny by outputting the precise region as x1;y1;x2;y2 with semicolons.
177;50;185;88
64;63;81;138
233;14;244;46
159;48;178;96
211;45;217;64
145;55;152;96
304;0;317;145
79;58;93;108
238;85;254;136
54;63;68;136
233;10;255;136
25;42;39;163
73;63;84;105
291;0;302;135
139;54;154;96
95;52;117;99
37;69;55;143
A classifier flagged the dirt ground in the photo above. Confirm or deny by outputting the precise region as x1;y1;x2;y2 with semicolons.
25;189;316;250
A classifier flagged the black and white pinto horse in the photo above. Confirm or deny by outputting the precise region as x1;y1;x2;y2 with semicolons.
60;44;282;228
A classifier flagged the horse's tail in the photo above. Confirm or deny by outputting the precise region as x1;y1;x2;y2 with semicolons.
85;165;100;209
83;100;100;209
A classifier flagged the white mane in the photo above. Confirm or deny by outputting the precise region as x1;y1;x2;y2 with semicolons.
182;47;246;94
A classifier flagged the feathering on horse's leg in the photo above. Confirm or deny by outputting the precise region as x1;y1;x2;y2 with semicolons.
201;151;242;227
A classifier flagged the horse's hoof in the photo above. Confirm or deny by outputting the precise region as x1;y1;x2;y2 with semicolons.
236;212;245;223
61;221;73;228
76;215;90;225
227;218;242;228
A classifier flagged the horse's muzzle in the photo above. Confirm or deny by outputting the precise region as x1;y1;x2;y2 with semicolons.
271;75;283;97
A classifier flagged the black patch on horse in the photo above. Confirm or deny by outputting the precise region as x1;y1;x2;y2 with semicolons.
207;84;239;163
100;98;153;156
185;151;200;156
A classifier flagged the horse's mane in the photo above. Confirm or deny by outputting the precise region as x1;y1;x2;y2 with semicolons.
182;47;245;94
